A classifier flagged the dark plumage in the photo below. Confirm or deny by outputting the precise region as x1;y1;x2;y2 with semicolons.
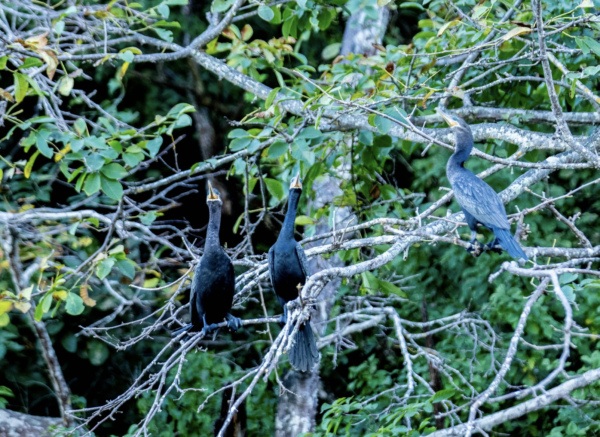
268;176;319;372
173;182;242;338
437;108;528;261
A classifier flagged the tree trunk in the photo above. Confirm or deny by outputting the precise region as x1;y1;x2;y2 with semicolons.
214;385;247;437
0;409;62;437
274;9;390;434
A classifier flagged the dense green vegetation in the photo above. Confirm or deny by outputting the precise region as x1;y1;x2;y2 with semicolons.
0;0;599;435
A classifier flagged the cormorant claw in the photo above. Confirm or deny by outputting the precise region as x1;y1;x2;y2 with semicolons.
466;240;483;257
483;243;503;254
225;313;242;332
201;314;220;337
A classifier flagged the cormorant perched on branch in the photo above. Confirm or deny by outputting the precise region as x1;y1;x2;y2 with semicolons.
173;182;242;337
437;108;528;261
268;176;319;372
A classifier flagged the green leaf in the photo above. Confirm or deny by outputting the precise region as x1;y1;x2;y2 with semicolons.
118;51;134;63
88;340;109;366
61;333;78;353
266;87;280;109
318;9;334;30
230;137;252;151
84;172;101;195
165;0;187;4
14;73;29;103
0;56;7;70
116;259;136;279
24;150;40;179
75;172;87;193
295;215;315;226
213;0;234;12
65;292;84;316
123;152;144;167
18;57;44;70
100;175;124;200
70;139;84;152
559;273;578;285
374;115;392;135
101;163;128;180
233;212;244;234
74;118;87;136
297;127;322;140
322;42;341;60
258;5;275;21
264;178;284;200
157;3;170;18
86;153;105;171
429;389;455;403
174;114;192;128
34;300;45;321
96;258;115;280
361;271;378;294
154;28;173;42
378;280;407;298
36;132;53;158
400;1;425;10
267;140;288;158
146;136;163;157
228;129;250;139
140;211;158;225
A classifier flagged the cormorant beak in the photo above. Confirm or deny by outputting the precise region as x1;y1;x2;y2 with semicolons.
207;181;220;201
436;107;459;127
290;175;302;189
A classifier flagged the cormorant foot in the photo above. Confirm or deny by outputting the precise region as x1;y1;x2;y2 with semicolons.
201;314;220;337
225;314;242;332
201;323;219;337
483;243;503;254
466;240;483;258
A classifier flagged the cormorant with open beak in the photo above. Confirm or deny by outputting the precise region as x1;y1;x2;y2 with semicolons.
268;175;319;372
173;182;242;337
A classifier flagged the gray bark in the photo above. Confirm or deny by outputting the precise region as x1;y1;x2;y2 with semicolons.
0;409;62;437
274;6;390;436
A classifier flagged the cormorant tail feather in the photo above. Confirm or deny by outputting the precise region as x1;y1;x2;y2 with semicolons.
288;322;319;373
493;228;528;261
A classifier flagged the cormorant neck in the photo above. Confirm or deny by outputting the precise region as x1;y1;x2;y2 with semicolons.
206;202;222;248
280;189;301;241
449;128;474;167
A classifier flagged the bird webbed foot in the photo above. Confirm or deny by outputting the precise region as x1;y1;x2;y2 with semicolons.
225;313;242;332
466;239;483;258
201;314;220;337
483;238;503;254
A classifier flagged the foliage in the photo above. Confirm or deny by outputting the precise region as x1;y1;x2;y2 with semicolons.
0;0;599;436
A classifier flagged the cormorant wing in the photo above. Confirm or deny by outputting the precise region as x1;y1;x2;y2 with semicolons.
295;243;310;278
453;177;509;230
267;246;276;287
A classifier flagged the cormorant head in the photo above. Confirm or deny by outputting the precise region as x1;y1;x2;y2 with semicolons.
436;107;470;134
290;174;302;191
206;181;222;204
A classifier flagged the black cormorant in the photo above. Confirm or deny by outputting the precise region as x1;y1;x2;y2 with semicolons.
173;182;242;337
268;176;319;372
437;108;528;261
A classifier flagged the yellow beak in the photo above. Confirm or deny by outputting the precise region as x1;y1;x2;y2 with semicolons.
436;107;459;127
207;181;219;200
290;175;302;189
